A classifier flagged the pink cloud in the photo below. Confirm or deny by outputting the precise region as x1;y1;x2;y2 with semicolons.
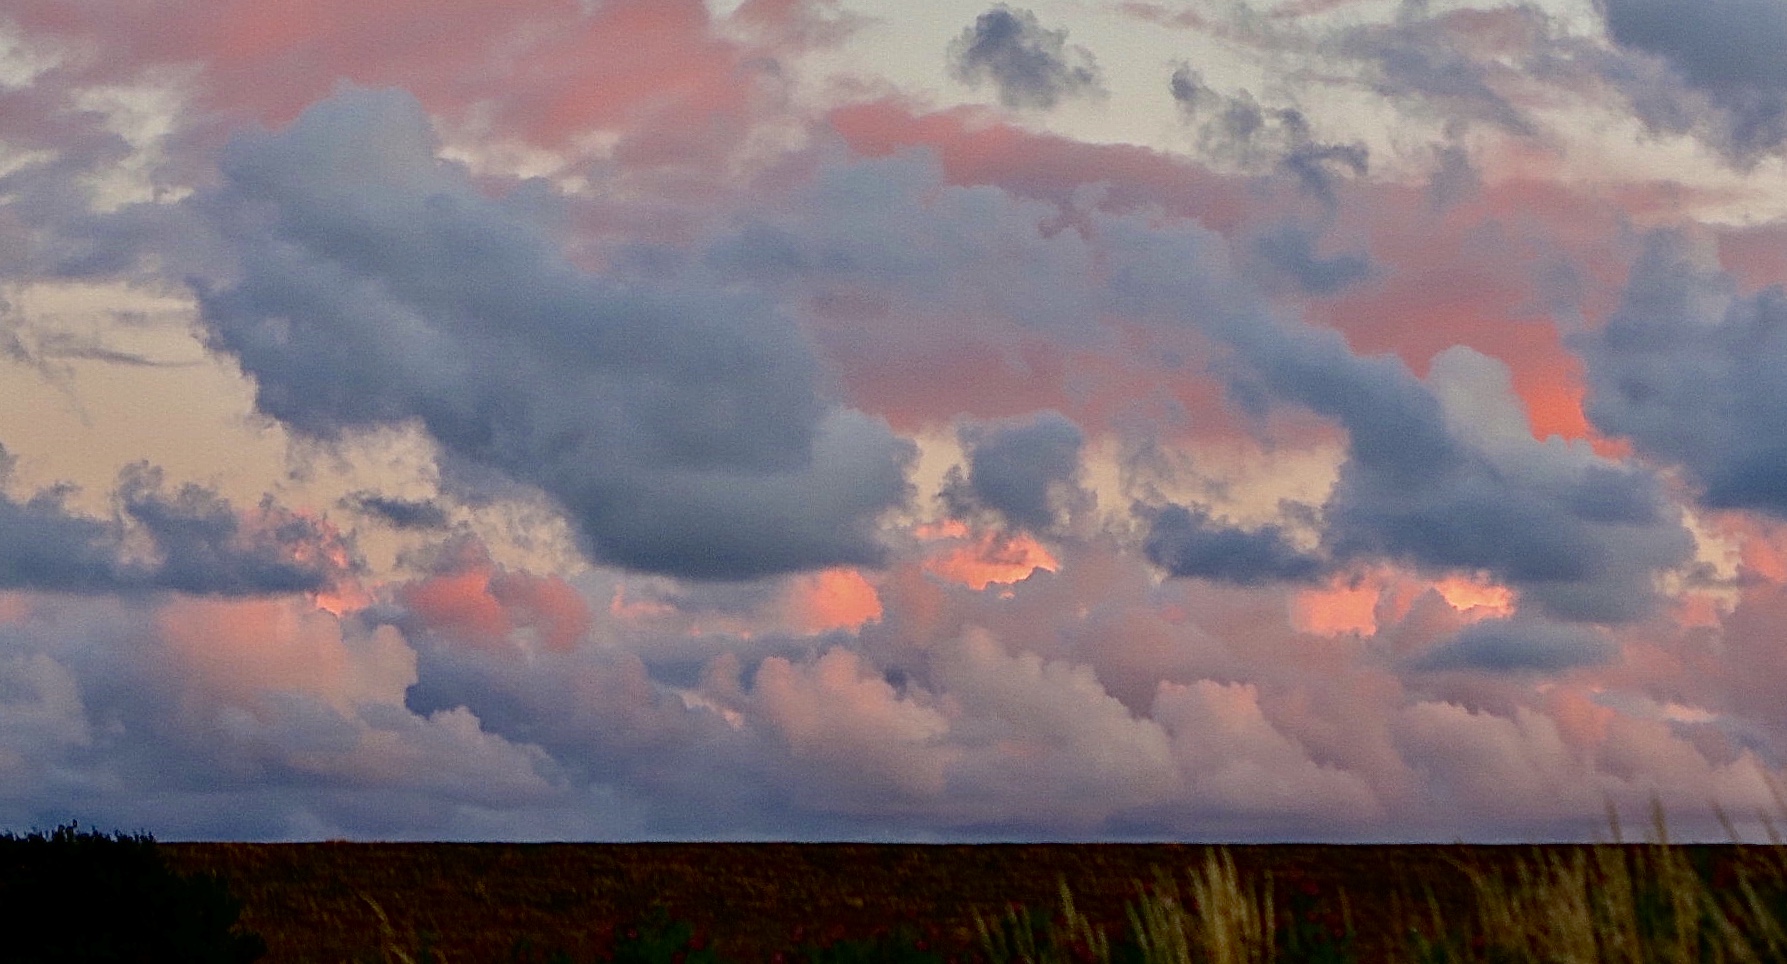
782;567;884;634
1154;679;1382;821
13;0;783;170
827;101;1251;231
753;646;956;803
154;596;413;712
399;546;591;653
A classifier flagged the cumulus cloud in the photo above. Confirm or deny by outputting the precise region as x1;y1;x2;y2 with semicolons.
1141;504;1325;585
0;593;574;839
1186;270;1695;621
193;88;914;580
1411;617;1614;674
1598;0;1787;164
944;411;1086;532
0;452;347;597
949;6;1105;110
1254;223;1372;295
1153;679;1382;823
1580;232;1787;516
397;540;592;653
8;0;1787;845
1105;207;1694;620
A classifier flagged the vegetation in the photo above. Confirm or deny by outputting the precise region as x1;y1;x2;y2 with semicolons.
0;822;267;963
20;811;1787;963
349;835;1785;963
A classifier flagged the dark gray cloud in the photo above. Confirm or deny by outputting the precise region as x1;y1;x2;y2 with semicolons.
1141;504;1325;585
115;465;347;596
949;6;1105;110
1599;0;1787;163
947;411;1086;531
1579;232;1787;515
754;152;1698;624
0;453;342;596
1112;220;1694;620
0;487;123;593
1412;618;1614;674
1305;347;1695;624
342;492;452;531
1168;65;1367;203
1280;140;1369;204
192;88;913;580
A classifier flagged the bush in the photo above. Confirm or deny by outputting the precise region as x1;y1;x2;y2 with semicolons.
0;821;266;964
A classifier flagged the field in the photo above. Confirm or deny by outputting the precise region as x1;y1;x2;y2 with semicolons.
160;841;1787;963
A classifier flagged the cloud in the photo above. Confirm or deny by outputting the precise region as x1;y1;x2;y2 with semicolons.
0;593;575;839
397;541;592;653
1168;65;1367;203
1313;347;1694;623
193;87;914;580
1141;222;1696;622
342;492;451;531
948;6;1105;110
1598;0;1787;163
116;464;353;596
1329;6;1545;137
927;628;1181;827
945;411;1086;532
0;452;347;597
754;646;956;804
5;0;792;171
1254;223;1372;295
1579;231;1787;516
1411;617;1614;674
1141;504;1326;585
9;0;1787;844
1153;678;1382;822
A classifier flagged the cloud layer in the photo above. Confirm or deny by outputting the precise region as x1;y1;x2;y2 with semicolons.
3;0;1787;843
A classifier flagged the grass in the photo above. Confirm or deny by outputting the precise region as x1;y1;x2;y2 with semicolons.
149;804;1787;963
345;841;1787;964
1395;802;1787;963
970;804;1787;964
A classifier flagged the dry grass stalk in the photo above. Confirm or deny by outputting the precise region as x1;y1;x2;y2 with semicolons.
975;876;1110;964
363;893;446;964
1127;850;1275;964
1402;799;1787;964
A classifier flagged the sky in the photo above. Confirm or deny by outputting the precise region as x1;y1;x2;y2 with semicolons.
3;0;1787;843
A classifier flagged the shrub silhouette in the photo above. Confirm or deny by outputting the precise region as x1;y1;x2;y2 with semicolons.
0;822;266;963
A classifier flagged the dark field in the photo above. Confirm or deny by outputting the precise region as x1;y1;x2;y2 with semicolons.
160;842;1786;963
